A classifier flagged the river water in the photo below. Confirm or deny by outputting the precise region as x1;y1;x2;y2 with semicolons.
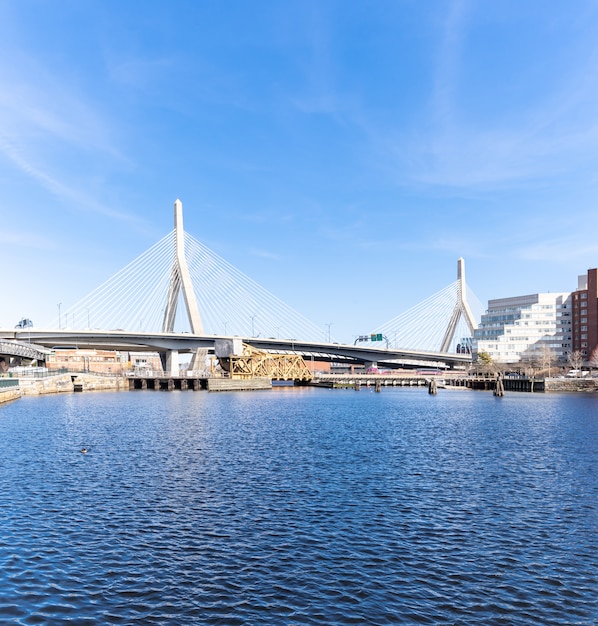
0;387;596;625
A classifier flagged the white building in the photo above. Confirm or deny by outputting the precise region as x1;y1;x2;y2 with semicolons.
473;292;571;364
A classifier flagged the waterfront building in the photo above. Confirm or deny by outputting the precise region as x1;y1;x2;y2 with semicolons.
473;292;571;365
570;268;598;360
46;348;128;374
46;349;161;374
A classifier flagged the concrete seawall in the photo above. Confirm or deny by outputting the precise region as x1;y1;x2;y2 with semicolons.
207;377;272;392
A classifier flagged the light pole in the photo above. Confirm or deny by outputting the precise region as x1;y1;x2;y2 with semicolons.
58;303;62;330
86;308;90;329
223;321;228;335
251;315;256;337
325;322;332;343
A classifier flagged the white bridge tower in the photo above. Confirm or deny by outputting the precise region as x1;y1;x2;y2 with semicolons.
162;199;205;373
163;199;203;334
439;257;477;352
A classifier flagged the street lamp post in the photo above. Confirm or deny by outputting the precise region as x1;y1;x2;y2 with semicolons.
251;315;256;337
325;322;333;343
58;303;62;330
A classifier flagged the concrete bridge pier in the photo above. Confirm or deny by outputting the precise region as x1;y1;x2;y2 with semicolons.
161;350;180;376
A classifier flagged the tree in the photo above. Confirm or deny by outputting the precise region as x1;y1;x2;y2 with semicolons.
539;344;555;378
588;346;598;375
520;344;542;378
476;351;493;365
567;350;583;376
474;351;494;375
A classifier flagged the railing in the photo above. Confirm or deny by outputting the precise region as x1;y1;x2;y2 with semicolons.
0;378;20;389
125;370;211;378
0;340;49;360
2;368;130;379
54;368;126;378
1;368;68;379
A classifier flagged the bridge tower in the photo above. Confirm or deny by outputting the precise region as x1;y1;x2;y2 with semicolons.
162;199;205;373
439;257;477;353
163;199;203;334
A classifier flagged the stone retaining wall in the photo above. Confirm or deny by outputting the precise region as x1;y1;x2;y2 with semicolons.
19;374;127;396
545;378;598;393
0;387;21;404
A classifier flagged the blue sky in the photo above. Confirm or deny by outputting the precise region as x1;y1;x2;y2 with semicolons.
2;0;598;343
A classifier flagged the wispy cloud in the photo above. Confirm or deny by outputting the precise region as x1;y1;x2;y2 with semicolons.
0;132;139;223
432;0;470;131
517;238;598;264
247;247;281;261
367;3;598;191
0;50;141;224
0;228;56;250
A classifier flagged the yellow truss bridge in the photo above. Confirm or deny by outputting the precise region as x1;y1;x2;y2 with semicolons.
219;344;312;382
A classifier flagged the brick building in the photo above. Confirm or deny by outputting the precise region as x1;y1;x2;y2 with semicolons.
571;268;598;361
46;349;127;374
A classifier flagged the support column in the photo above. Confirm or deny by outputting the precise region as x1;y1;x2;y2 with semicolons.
163;350;180;377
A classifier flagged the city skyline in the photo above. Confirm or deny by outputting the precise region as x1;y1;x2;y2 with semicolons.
2;1;598;343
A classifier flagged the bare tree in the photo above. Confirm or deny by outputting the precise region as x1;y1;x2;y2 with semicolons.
520;345;540;378
539;344;555;378
567;350;584;376
588;346;598;376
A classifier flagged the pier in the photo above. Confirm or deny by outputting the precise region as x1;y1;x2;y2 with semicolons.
311;374;430;389
311;373;547;392
444;375;545;393
127;374;272;392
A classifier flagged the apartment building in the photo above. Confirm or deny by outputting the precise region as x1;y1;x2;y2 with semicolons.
473;292;571;364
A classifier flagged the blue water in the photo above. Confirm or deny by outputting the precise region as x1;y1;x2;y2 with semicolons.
1;388;597;625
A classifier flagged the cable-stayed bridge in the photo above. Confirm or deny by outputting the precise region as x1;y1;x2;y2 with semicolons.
370;257;480;354
53;201;327;344
2;200;479;373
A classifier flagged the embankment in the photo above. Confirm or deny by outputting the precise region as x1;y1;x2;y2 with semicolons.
18;373;127;396
545;378;598;393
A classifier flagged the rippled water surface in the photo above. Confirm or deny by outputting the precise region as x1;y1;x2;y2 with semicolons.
1;388;597;624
